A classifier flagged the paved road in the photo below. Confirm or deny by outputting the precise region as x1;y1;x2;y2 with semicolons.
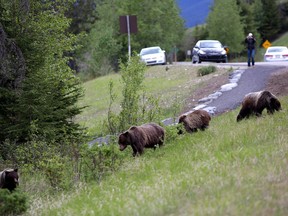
92;61;288;144
208;64;286;115
162;61;288;125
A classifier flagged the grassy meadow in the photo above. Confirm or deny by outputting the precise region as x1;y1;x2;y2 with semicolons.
30;96;288;216
23;32;288;216
76;65;231;136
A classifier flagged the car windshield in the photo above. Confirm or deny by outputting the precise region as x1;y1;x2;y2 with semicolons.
200;42;222;48
141;48;160;55
267;47;288;53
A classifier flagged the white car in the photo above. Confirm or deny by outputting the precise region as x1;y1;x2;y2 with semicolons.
264;46;288;62
139;46;166;65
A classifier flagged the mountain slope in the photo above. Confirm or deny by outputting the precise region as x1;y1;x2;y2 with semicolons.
177;0;213;28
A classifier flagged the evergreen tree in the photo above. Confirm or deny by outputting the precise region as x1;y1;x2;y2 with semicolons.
66;0;100;34
206;0;245;53
0;0;85;157
254;0;280;40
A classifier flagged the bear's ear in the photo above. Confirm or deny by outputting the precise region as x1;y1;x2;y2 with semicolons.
130;126;137;130
123;131;129;137
178;115;186;123
14;168;18;172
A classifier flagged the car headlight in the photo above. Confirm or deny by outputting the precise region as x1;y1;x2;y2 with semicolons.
221;50;227;55
199;50;206;55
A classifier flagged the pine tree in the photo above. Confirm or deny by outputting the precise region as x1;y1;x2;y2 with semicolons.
0;1;85;156
254;0;281;40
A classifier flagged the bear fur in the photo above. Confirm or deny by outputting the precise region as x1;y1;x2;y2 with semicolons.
118;123;165;157
178;109;211;134
237;90;281;122
0;168;19;192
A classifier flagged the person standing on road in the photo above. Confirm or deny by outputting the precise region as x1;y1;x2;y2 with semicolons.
245;33;256;67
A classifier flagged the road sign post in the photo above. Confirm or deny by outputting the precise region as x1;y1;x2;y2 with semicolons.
262;40;271;49
119;15;138;60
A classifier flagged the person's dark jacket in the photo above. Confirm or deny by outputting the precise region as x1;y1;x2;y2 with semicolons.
245;36;256;50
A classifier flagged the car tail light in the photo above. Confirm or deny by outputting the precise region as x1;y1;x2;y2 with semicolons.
265;55;273;58
282;54;288;58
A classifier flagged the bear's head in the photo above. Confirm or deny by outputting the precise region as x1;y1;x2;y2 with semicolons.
118;131;131;151
177;115;187;134
236;114;243;122
271;97;281;111
3;169;19;191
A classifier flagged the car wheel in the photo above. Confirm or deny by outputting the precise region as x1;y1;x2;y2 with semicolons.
192;55;201;64
192;55;197;64
162;55;167;65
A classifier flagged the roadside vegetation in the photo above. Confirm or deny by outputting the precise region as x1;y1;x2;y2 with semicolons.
77;63;230;136
33;96;288;215
1;0;288;215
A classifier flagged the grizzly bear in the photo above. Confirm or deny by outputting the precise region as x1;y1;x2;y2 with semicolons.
0;168;19;192
178;109;211;134
237;90;281;122
118;123;165;157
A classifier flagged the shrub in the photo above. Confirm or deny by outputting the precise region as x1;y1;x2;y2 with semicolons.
164;124;182;143
0;189;28;215
197;65;217;76
79;140;124;182
39;155;73;191
106;54;162;134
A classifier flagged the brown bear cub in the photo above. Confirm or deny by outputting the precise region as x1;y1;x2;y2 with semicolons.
0;168;19;192
118;123;165;157
178;109;211;134
237;90;281;122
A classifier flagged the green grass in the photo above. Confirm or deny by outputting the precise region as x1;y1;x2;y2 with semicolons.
77;65;230;136
28;97;288;216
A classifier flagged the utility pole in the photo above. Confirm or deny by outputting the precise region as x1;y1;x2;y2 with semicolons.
119;15;138;60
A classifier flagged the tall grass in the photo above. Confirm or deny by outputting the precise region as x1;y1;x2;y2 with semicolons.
31;96;288;216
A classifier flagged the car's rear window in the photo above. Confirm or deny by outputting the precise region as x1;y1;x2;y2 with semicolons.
267;47;288;53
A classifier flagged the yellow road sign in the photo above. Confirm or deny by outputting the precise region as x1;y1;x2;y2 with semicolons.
262;40;271;49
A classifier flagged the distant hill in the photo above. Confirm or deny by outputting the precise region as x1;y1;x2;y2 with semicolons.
177;0;213;28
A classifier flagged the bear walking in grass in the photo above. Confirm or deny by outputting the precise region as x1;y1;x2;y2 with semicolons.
177;109;211;134
237;90;281;122
0;168;19;192
118;123;165;157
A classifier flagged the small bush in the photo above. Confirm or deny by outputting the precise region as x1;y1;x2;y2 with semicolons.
106;54;162;134
39;155;72;191
164;124;181;143
0;189;29;215
80;141;124;182
197;65;217;76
